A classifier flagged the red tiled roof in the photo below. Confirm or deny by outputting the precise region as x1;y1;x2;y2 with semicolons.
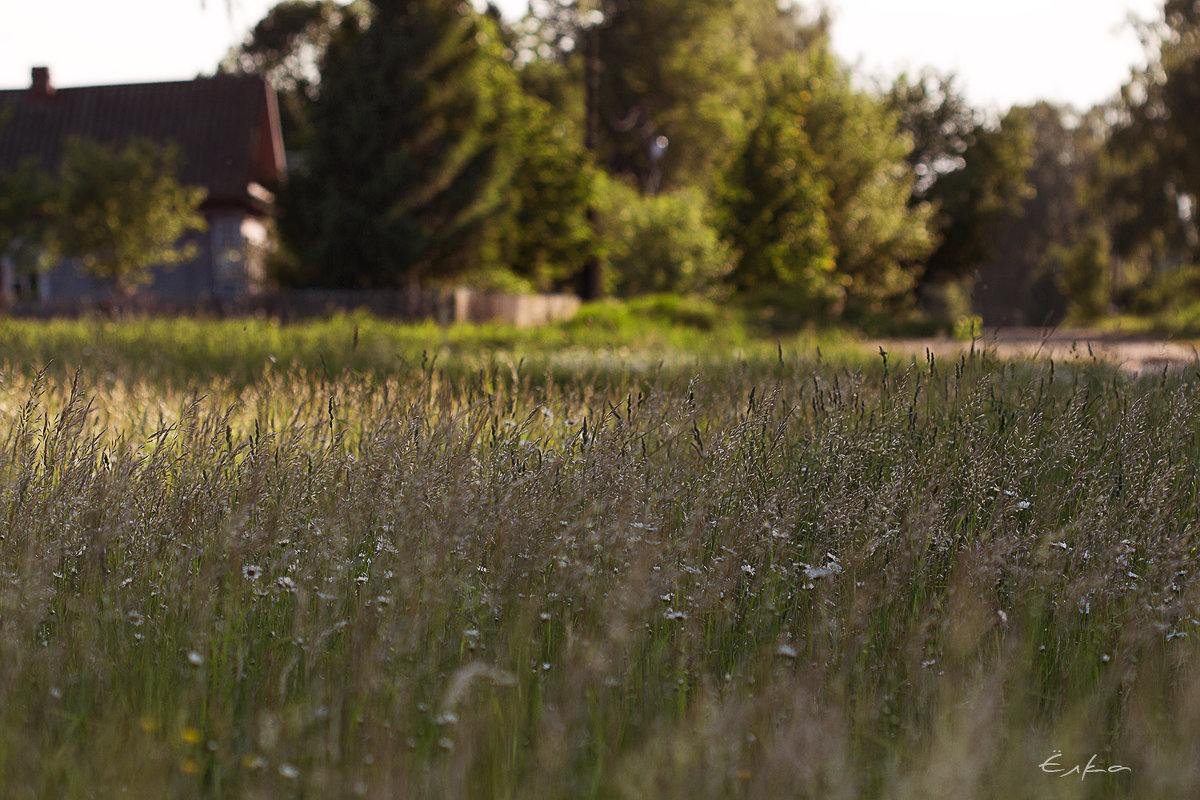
0;73;285;209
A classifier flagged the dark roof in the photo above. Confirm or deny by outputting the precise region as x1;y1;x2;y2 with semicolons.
0;73;285;209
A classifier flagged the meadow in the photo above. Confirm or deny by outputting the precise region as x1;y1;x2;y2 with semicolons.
0;310;1197;798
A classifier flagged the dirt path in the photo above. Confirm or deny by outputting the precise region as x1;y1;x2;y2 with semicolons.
879;328;1200;376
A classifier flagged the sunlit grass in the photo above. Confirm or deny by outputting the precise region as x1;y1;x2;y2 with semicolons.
0;320;1197;798
0;300;872;388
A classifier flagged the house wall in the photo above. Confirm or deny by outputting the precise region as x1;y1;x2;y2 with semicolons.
33;210;268;304
145;229;216;300
39;228;213;303
209;211;269;299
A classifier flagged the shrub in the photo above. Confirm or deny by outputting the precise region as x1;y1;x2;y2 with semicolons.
597;177;734;298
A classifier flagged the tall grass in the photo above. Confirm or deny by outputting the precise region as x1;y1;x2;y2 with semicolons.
0;302;865;388
0;325;1197;798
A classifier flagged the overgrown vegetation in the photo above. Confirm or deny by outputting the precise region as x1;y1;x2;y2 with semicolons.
210;0;1200;329
0;320;1198;797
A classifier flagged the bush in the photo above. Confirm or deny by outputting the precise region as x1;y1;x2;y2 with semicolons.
597;177;734;298
624;294;725;330
1125;263;1200;316
1054;226;1111;321
952;314;984;341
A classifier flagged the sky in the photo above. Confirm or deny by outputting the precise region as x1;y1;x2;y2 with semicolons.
0;0;1165;111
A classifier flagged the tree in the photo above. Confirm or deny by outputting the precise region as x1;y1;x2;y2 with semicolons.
220;0;353;149
600;177;734;298
55;138;208;295
720;57;839;315
919;108;1035;292
481;93;598;292
1101;0;1200;275
798;47;935;316
887;74;1037;317
522;0;768;192
973;103;1105;325
719;41;936;319
887;71;977;203
2;137;207;297
0;158;59;293
278;0;514;289
1054;225;1112;321
1161;0;1200;197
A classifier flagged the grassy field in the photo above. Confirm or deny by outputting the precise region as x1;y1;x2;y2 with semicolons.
0;312;1198;798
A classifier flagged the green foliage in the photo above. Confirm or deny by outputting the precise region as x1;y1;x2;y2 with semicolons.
561;295;748;350
797;47;935;316
0;158;60;283
922;107;1035;288
278;0;513;289
598;177;734;298
887;71;976;202
54;138;208;294
529;0;766;192
1102;0;1200;277
1054;225;1112;322
482;93;598;292
973;103;1106;326
597;0;758;189
721;47;933;319
1124;262;1200;316
1103;114;1190;273
951;313;983;341
620;292;728;330
247;0;948;316
0;137;207;296
719;65;838;314
1161;0;1200;198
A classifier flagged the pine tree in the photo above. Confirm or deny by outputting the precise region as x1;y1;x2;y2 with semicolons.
482;93;597;292
720;58;839;315
278;0;511;288
798;47;935;316
721;45;935;319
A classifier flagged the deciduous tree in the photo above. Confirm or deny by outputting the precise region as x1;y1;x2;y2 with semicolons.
920;108;1035;290
1102;0;1200;273
1;137;207;297
974;103;1105;325
54;137;208;295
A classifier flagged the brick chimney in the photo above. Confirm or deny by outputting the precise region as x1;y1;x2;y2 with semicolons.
30;66;54;100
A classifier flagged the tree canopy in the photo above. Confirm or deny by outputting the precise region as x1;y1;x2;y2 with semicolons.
214;0;1200;329
277;0;514;289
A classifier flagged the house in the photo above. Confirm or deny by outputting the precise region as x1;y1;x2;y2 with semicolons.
0;67;285;308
